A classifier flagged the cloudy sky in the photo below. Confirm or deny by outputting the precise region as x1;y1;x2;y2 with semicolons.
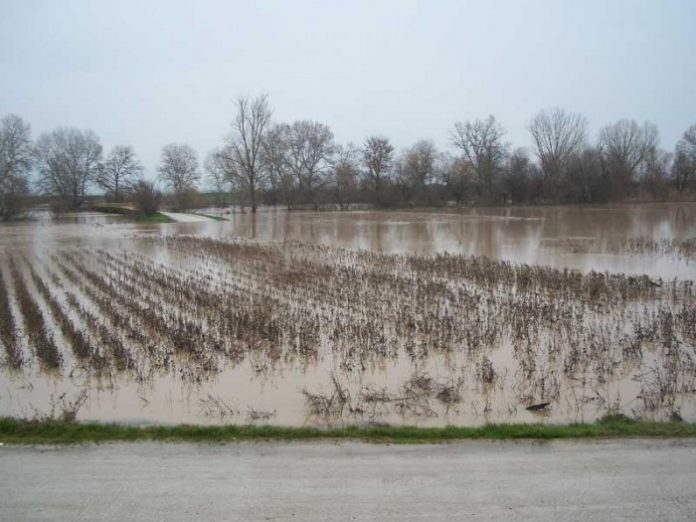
1;0;695;179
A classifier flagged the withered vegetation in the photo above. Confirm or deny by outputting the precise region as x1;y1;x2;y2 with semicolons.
1;236;695;424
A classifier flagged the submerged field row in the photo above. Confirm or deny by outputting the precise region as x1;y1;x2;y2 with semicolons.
1;238;695;422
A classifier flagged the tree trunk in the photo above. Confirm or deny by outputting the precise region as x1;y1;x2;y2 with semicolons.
250;186;257;213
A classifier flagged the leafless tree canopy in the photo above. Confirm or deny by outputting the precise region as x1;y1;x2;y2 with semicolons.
4;99;695;213
642;149;673;199
451;116;508;201
261;123;295;209
361;136;395;203
599;120;658;189
563;147;604;202
96;145;144;202
528;108;587;181
396;140;438;203
213;94;272;212
90;94;691;209
0;114;33;220
131;180;162;215
679;125;696;160
285;120;335;208
502;148;534;202
675;125;696;190
36;127;102;210
331;143;360;209
439;154;473;205
204;149;232;207
157;143;199;195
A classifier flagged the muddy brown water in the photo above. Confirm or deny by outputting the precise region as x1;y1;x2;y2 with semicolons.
0;203;695;427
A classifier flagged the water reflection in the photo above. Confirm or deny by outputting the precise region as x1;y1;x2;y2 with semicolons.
1;204;695;427
168;203;696;278
2;203;694;278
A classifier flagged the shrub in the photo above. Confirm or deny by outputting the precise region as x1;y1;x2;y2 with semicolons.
131;180;162;215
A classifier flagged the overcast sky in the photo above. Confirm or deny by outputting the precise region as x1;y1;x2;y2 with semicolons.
1;0;695;180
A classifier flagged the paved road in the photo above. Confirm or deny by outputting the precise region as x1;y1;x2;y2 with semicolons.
1;439;695;521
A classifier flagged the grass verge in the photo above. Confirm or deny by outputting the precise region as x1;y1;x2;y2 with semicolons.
1;415;696;445
134;212;174;224
91;204;174;224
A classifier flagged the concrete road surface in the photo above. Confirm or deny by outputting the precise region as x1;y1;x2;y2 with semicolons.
1;439;695;521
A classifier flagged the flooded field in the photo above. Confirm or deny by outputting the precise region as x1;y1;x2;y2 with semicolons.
1;203;695;427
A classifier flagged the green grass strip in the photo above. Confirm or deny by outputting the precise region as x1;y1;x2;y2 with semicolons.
133;212;174;224
2;415;696;445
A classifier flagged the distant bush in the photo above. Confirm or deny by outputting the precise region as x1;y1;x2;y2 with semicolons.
165;187;206;211
49;198;71;214
131;181;162;215
0;179;30;221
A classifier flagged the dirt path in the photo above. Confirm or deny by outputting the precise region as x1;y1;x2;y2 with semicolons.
159;212;215;223
1;439;695;521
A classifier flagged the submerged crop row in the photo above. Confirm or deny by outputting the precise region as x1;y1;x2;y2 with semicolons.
0;237;695;424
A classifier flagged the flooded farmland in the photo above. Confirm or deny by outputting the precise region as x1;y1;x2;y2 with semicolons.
1;202;695;427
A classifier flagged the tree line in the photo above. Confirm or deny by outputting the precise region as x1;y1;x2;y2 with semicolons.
1;96;695;219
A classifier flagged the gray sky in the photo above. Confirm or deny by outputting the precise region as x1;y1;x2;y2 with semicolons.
1;0;695;179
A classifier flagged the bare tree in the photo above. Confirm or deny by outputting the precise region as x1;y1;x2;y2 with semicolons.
36;127;102;210
204;149;233;207
285;120;335;209
96;145;143;202
0;114;33;220
679;124;696;160
331;143;360;209
451;115;507;202
502;148;535;203
261;123;294;209
674;124;696;190
528;108;587;182
598;119;658;196
673;151;693;191
216;94;272;213
395;140;438;204
131;180;162;215
642;149;672;200
440;154;473;205
564;147;604;203
157;143;200;209
361;136;394;206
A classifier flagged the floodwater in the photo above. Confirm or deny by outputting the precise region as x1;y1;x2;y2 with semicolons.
4;203;695;278
0;203;695;427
